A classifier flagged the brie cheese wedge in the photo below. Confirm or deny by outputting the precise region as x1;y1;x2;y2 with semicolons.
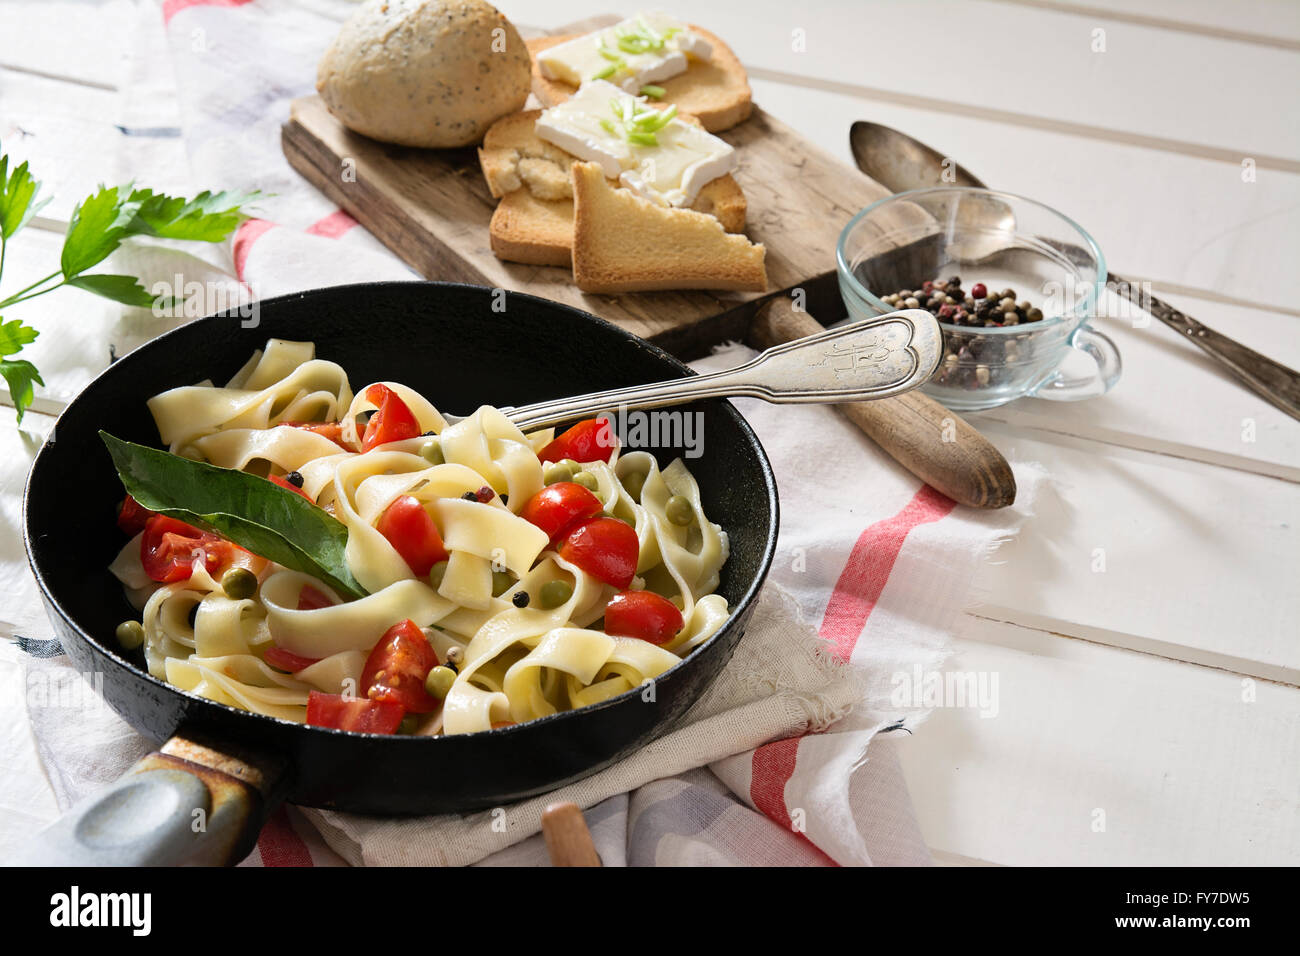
535;80;736;207
537;11;712;93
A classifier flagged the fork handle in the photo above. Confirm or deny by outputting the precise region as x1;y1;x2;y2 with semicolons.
1108;273;1300;421
505;308;943;431
752;297;1017;509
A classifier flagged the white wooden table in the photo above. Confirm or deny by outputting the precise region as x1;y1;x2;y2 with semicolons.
1;0;1297;865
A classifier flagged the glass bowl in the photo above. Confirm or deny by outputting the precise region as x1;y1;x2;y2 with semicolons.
836;187;1120;411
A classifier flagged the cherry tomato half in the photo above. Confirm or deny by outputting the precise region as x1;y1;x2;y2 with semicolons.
140;514;234;583
604;590;684;645
558;517;639;589
361;384;421;452
284;420;354;451
264;646;322;672
520;482;604;543
538;418;616;464
116;494;156;536
376;495;449;577
306;691;404;734
269;474;314;502
360;619;440;713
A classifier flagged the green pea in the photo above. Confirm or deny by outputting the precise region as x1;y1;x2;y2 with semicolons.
666;494;694;526
492;570;514;597
221;567;258;601
419;438;445;465
571;470;599;492
425;665;457;700
539;579;574;609
543;460;575;485
115;620;145;651
428;560;449;590
398;714;422;735
622;470;646;502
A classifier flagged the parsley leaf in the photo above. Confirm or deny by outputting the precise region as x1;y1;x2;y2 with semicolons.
0;316;39;356
65;273;162;308
126;188;259;243
0;357;43;424
60;184;140;278
0;154;51;240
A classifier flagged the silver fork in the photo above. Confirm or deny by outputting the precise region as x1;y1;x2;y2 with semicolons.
440;309;943;431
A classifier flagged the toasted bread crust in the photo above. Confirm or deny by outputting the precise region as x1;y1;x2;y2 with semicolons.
571;161;765;293
525;25;753;133
489;188;574;266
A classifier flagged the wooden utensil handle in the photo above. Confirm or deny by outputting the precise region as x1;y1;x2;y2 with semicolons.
751;296;1017;509
542;802;602;867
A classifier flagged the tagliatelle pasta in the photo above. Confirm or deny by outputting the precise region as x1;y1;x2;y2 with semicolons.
109;339;731;735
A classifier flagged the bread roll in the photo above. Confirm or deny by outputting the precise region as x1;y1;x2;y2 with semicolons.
317;0;531;148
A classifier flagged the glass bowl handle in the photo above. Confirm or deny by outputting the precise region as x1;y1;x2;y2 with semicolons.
1031;324;1122;402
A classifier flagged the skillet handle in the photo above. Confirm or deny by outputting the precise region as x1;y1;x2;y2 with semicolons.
14;733;284;867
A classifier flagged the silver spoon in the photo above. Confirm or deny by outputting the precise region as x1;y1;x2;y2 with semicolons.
443;308;943;430
849;121;1300;421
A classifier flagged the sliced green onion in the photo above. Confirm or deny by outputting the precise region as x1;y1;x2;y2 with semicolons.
640;84;666;99
593;63;618;80
637;15;665;44
636;104;678;132
626;131;659;147
599;117;617;135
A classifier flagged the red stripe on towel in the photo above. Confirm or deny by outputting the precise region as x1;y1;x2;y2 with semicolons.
819;484;956;662
256;806;314;867
746;484;957;865
163;0;255;24
749;737;837;865
232;217;275;281
305;209;359;239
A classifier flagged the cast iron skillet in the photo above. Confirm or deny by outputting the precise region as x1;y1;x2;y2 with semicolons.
22;282;777;863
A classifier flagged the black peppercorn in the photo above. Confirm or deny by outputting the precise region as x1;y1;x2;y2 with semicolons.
512;591;530;608
285;470;304;488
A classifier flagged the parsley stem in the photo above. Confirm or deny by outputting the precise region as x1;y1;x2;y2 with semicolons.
0;270;62;309
0;236;6;287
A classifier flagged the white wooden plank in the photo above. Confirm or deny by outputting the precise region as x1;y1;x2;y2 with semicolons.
896;615;1300;865
0;0;134;90
1003;0;1300;47
733;0;1300;165
0;72;124;223
747;77;1300;314
971;425;1300;684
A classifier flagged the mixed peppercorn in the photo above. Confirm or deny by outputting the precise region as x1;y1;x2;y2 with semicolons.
883;277;1045;328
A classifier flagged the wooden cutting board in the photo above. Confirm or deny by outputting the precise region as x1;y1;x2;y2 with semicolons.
282;84;888;359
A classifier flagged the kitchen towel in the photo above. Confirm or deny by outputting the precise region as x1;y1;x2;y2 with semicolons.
11;0;1045;866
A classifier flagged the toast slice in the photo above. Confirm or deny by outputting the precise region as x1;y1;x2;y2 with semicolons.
526;26;753;133
480;109;747;266
570;161;766;293
489;188;574;266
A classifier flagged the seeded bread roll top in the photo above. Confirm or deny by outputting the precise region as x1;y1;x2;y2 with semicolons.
317;0;531;148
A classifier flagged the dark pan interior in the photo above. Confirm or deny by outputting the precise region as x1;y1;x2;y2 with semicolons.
24;282;778;814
